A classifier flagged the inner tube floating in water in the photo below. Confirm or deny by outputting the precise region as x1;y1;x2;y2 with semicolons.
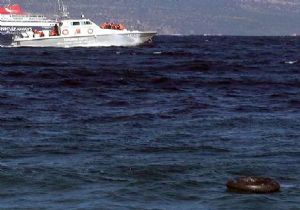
227;177;280;193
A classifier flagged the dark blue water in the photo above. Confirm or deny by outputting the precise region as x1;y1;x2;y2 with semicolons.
0;36;299;210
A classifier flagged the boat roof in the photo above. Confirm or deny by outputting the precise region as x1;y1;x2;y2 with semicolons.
60;18;92;23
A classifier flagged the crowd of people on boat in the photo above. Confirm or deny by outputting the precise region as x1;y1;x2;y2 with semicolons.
33;29;44;38
31;22;126;38
49;24;59;36
32;24;59;38
100;22;125;30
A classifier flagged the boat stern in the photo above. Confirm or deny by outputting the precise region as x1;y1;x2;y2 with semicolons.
137;31;157;44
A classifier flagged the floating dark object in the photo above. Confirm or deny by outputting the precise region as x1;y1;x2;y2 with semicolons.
226;177;280;193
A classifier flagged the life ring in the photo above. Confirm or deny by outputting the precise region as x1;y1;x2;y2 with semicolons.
62;29;69;35
226;177;280;194
88;28;93;34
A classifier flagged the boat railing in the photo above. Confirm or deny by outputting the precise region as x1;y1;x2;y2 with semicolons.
0;15;53;21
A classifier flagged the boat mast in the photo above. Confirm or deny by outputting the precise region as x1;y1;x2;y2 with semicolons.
57;0;69;18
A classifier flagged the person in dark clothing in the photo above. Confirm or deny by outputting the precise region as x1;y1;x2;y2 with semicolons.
54;24;59;35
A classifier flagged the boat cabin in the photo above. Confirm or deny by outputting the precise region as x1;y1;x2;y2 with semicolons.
58;19;98;36
20;18;99;38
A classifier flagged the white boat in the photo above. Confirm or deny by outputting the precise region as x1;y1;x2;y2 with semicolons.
0;2;56;45
12;18;156;47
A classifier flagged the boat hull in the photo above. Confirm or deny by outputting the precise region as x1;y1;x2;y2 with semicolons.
0;25;54;45
12;32;156;47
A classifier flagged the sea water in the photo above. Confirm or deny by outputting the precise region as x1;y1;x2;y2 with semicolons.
0;36;299;209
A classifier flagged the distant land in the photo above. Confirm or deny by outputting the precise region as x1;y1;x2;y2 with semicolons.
15;0;300;35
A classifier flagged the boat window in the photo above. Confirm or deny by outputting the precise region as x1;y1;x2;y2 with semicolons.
84;21;91;25
72;22;80;26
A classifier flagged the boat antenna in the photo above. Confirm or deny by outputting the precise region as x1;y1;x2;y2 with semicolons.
57;0;69;18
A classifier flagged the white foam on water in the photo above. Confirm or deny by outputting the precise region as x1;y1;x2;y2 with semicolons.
153;51;162;55
0;45;14;48
281;184;298;189
285;60;297;64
